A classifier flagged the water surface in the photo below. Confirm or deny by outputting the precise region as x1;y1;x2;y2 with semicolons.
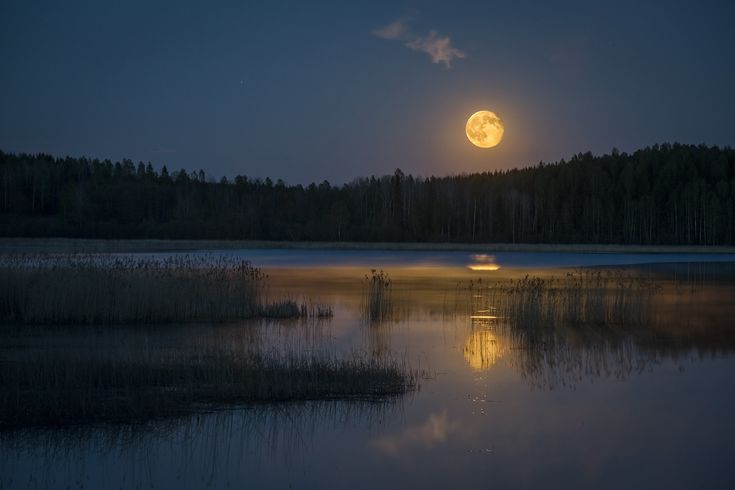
2;252;734;489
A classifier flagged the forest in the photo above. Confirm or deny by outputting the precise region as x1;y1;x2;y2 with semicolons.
1;143;734;245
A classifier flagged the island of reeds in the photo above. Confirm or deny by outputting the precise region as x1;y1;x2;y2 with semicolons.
0;254;417;429
0;351;414;429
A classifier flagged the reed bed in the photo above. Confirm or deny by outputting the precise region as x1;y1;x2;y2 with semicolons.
452;269;668;388
460;269;661;329
454;267;735;388
362;269;393;323
0;351;415;429
0;254;331;324
260;300;334;320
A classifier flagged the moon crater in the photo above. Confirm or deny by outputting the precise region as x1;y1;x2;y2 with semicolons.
466;110;504;148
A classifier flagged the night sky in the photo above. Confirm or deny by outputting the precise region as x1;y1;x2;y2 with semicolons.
2;0;734;183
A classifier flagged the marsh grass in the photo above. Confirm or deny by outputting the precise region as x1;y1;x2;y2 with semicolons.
0;254;331;324
362;270;393;323
454;269;669;389
0;350;415;429
459;269;661;329
260;300;334;320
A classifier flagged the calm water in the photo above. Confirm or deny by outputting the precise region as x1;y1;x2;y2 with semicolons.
2;250;735;489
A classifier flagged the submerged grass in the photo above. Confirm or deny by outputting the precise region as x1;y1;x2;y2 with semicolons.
0;351;415;429
0;254;332;324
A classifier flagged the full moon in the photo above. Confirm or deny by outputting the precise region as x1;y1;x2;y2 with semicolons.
466;110;504;148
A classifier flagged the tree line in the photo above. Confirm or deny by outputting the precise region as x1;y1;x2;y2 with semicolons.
1;143;734;245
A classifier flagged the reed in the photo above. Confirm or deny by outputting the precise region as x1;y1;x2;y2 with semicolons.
362;269;393;323
0;350;415;429
0;254;331;324
460;269;661;329
260;300;334;319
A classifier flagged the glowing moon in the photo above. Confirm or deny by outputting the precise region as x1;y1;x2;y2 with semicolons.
466;110;504;148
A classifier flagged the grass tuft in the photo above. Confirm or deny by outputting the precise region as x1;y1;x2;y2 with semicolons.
362;270;393;323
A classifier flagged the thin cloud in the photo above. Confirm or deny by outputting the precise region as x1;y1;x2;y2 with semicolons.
406;31;465;67
373;18;465;69
372;19;407;41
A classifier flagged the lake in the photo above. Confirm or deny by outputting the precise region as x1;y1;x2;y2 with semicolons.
2;249;735;489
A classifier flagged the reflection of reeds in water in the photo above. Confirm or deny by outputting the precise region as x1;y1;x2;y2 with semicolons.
362;270;403;358
0;350;415;429
504;327;670;390
362;270;393;323
455;269;681;386
1;400;404;488
461;316;683;388
0;254;332;324
366;321;392;359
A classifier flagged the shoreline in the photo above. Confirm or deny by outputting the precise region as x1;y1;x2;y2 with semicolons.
2;237;735;254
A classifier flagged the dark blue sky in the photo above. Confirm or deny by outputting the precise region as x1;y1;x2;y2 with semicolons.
2;0;734;183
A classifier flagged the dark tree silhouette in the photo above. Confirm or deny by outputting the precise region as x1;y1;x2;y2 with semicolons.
1;143;733;245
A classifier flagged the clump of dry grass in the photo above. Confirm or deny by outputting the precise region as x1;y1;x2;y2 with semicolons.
0;254;330;324
0;350;415;429
362;269;393;323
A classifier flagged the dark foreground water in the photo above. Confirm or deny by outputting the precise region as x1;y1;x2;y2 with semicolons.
2;251;735;489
